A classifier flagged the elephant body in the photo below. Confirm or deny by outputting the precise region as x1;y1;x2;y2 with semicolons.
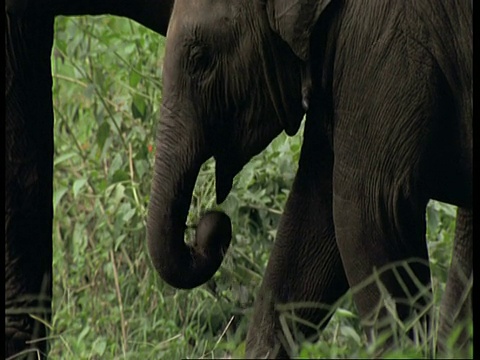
149;0;472;358
5;1;172;357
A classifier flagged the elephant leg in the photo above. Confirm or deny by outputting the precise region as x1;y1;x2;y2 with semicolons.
328;30;451;347
246;119;349;359
437;207;472;354
332;161;432;346
6;11;54;359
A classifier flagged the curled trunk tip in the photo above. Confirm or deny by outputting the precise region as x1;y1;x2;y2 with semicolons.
147;209;232;289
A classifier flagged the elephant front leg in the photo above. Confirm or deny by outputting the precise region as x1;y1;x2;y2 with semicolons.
332;162;432;349
246;121;349;359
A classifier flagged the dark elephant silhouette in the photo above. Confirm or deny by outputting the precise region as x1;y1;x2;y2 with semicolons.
5;1;172;357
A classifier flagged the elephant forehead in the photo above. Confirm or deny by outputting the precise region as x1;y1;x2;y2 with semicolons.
167;3;249;55
172;0;244;29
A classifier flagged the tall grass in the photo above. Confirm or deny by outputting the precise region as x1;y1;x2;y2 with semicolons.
50;15;471;359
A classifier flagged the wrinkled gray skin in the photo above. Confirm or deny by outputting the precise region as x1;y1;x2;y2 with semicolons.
5;1;172;358
148;0;472;358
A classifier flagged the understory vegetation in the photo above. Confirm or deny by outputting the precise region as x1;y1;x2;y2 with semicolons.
50;16;471;359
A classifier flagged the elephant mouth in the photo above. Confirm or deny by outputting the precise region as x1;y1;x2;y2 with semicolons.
213;137;264;204
214;155;238;204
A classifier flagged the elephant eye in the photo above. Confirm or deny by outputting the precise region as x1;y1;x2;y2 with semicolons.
188;45;213;75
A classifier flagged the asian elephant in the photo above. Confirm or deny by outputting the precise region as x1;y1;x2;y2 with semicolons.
5;1;172;358
147;0;472;358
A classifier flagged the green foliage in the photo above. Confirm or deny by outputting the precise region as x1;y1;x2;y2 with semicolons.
50;15;470;359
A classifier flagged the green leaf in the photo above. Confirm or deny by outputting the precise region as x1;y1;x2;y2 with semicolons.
112;184;126;205
131;93;146;119
73;178;88;198
336;308;357;319
122;207;136;222
96;122;111;151
340;325;362;346
53;186;68;213
92;338;107;356
108;153;124;175
129;70;141;88
114;234;127;250
134;159;148;178
112;169;129;183
78;326;90;341
54;152;78;166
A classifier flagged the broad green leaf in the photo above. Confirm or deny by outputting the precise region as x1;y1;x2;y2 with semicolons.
73;178;88;198
112;184;126;205
114;234;127;250
122;207;136;222
132;93;146;119
53;186;68;212
92;338;107;356
96;122;111;151
78;326;90;342
54;152;78;166
112;169;129;184
108;153;124;176
129;70;141;88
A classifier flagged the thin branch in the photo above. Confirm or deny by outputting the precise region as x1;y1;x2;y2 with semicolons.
110;250;128;355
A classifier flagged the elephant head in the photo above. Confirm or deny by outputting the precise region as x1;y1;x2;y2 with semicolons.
147;0;332;289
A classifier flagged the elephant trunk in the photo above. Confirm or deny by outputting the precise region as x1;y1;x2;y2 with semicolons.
147;110;232;289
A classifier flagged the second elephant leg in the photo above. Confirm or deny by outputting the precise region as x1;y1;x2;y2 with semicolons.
5;11;54;359
246;121;349;358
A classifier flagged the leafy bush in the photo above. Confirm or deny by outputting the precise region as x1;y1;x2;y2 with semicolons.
50;15;470;359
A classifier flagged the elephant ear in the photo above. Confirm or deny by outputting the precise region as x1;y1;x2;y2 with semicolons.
266;0;332;61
